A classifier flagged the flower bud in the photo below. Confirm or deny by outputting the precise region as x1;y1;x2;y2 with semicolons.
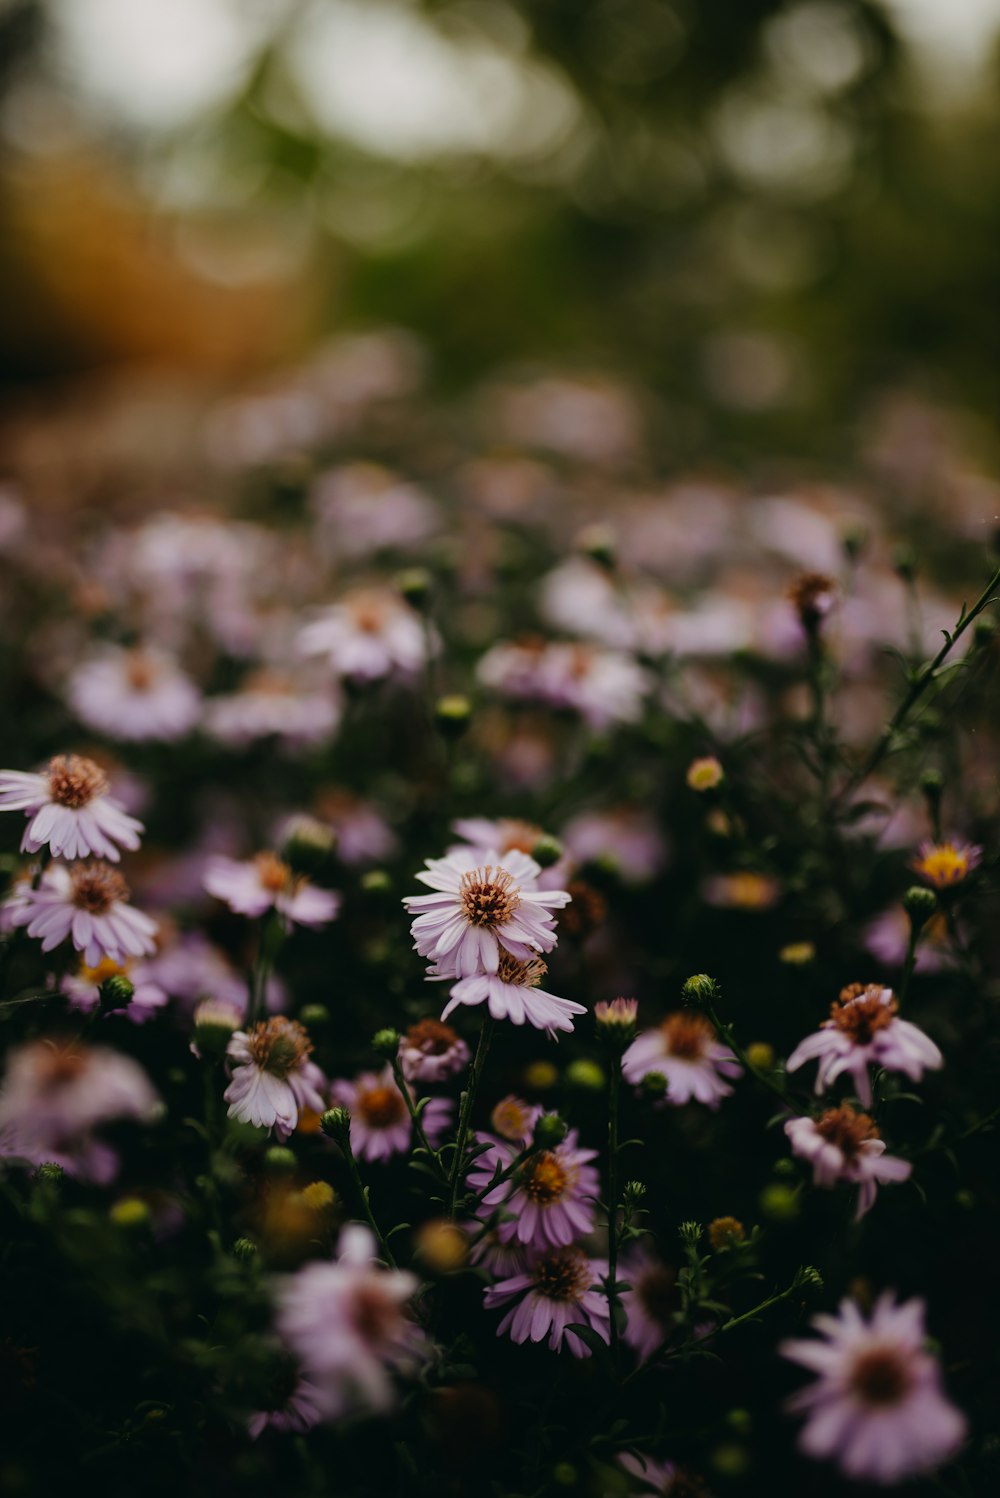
320;1106;352;1147
903;885;938;929
892;544;917;582
759;1182;799;1221
576;522;617;570
594;996;638;1050
191;998;242;1061
372;1027;402;1059
522;1060;558;1091
110;1197;151;1231
530;834;563;869
360;869;393;896
416;1219;469;1273
681;973;718;1006
99;974;135;1013
564;1058;606;1092
623;1179;647;1209
263;1146;297;1177
842;525;868;562
34;1161;64;1185
299;1003;330;1030
789;572;836;635
532;1111;568;1149
640;1070;668;1100
745;1041;775;1072
232;1236;257;1262
281;814;336;875
435;694;472;738
396;566;432;609
686;756;724;792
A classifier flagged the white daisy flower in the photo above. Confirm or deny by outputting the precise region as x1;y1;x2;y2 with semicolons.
0;754;143;862
4;861;157;965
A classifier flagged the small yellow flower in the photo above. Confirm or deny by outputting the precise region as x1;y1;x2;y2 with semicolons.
687;756;724;792
708;1216;745;1250
523;1060;559;1091
745;1041;775;1072
779;941;816;966
298;1180;336;1213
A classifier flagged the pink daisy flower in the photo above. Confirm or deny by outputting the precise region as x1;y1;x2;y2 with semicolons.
619;1242;680;1361
4;861;157;965
484;1245;611;1356
786;983;943;1107
440;951;586;1036
330;1065;452;1163
298;587;435;683
67;646;201;741
397;1019;470;1084
537;642;650;730
403;848;570;978
0;1037;159;1181
784;1105;912;1220
61;954;168;1024
467;1128;599;1249
622;1012;740;1107
275;1224;427;1418
781;1293;967;1484
205;674;340;750
224;1018;327;1140
203;852;340;929
0;754;143;862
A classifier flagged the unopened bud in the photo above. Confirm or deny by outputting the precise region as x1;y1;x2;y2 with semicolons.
681;973;718;1005
34;1162;64;1185
299;1003;330;1030
192;998;242;1061
532;1111;568;1149
892;545;917;582
320;1106;352;1147
281;815;336;875
523;1060;558;1091
903;885;938;928
435;695;472;738
110;1197;150;1231
99;974;134;1013
745;1042;775;1072
396;567;432;608
263;1146;297;1177
759;1182;799;1221
372;1027;401;1058
531;834;563;869
360;869;392;895
232;1236;257;1262
576;522;617;570
594;996;638;1050
641;1070;668;1100
564;1058;606;1092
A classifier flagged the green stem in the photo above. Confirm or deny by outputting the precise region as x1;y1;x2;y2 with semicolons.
341;1130;397;1268
390;1057;448;1183
605;1059;622;1373
835;563;1000;803
705;1002;806;1115
447;1016;494;1220
897;922;921;1005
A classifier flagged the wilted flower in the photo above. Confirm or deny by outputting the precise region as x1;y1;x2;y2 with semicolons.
67;646;201;741
275;1224;427;1419
224;1018;327;1140
3;861;157;965
483;1245;610;1356
781;1293;966;1484
786;984;943;1107
622;1013;741;1107
468;1128;599;1249
204;853;340;929
784;1105;912;1219
0;755;143;862
403;848;570;978
398;1019;470;1084
330;1066;452;1163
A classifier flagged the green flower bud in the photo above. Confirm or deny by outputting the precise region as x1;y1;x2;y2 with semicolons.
892;544;917;582
759;1182;799;1221
576;522;617;570
263;1146;297;1177
360;869;393;895
110;1197;151;1231
903;885;938;929
681;973;718;1005
299;1003;330;1030
396;567;432;608
34;1161;64;1185
99;974;135;1013
320;1106;352;1147
564;1058;606;1092
435;695;472;738
281;815;336;875
372;1027;401;1058
532;1112;568;1149
640;1070;668;1100
232;1236;258;1262
531;835;563;869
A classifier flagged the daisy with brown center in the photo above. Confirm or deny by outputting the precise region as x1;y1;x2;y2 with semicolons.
203;851;340;929
224;1017;327;1141
329;1065;452;1163
781;1293;966;1484
0;754;144;862
404;847;570;980
483;1245;611;1356
298;587;436;683
3;861;157;965
784;1103;912;1219
622;1011;741;1107
439;949;586;1037
467;1127;599;1250
67;645;201;742
912;838;983;889
786;982;943;1106
397;1019;470;1084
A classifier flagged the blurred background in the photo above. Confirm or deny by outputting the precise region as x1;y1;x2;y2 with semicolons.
1;0;999;489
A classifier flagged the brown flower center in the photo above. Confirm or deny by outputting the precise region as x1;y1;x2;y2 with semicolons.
661;1011;715;1061
254;852;295;894
46;755;108;808
124;651;158;692
33;1042;89;1090
636;1263;678;1325
405;1018;459;1056
496;950;547;988
459;866;521;928
829;985;897;1044
247;1017;312;1078
849;1346;912;1406
351;1282;403;1344
357;1083;406;1130
519;1151;569;1204
532;1247;591;1302
349;593;389;633
814;1104;879;1158
70;861;128;914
